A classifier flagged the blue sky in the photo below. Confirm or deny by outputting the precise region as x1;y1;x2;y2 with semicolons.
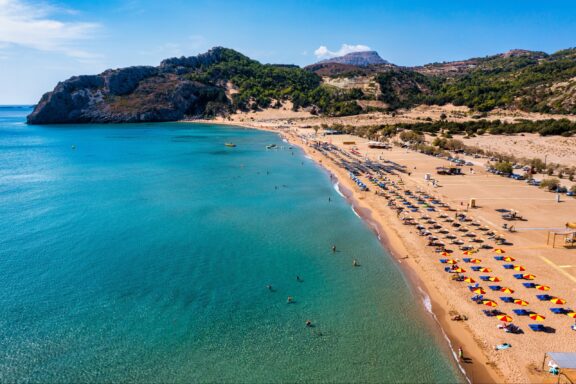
1;0;575;104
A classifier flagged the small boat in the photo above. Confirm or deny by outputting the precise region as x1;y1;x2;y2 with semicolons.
266;144;277;149
224;143;236;147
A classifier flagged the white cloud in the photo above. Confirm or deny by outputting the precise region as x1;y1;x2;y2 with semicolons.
314;44;372;59
0;0;101;59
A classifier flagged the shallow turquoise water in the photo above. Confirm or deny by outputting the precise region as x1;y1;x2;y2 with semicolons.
0;106;461;383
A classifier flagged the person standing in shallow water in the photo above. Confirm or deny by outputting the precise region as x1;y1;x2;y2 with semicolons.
332;245;336;253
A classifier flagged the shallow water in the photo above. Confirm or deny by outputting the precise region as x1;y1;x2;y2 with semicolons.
0;107;461;383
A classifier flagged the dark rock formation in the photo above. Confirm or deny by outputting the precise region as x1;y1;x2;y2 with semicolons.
27;49;230;124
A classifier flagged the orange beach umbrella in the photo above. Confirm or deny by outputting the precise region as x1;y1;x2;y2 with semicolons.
470;258;482;264
550;297;567;305
482;300;498;307
462;251;474;256
535;285;550;291
513;265;526;271
497;314;513;322
494;248;506;254
464;277;476;283
567;312;576;319
522;274;536;280
441;252;450;257
472;288;486;295
514;299;529;306
529;313;546;321
503;256;516;262
500;287;514;294
488;276;501;282
479;267;492;273
453;267;466;273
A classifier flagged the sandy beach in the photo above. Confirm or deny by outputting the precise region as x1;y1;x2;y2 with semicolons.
189;113;576;384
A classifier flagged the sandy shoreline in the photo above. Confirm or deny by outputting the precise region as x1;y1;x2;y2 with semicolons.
185;119;504;383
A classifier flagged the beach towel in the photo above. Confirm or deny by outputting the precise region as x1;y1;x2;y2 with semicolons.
496;343;511;350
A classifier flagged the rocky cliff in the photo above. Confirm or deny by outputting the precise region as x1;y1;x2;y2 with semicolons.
27;50;230;124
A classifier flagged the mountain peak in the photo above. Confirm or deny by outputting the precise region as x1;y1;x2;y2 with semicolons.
317;51;389;67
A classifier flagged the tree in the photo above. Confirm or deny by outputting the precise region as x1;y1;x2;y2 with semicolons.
493;162;513;175
399;130;424;144
440;113;447;120
540;178;560;191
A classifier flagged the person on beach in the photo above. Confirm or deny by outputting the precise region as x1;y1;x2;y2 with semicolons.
458;346;464;360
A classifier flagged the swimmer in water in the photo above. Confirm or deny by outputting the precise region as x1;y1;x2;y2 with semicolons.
332;245;336;253
287;296;294;303
305;320;312;327
266;285;273;291
353;259;359;267
296;276;303;282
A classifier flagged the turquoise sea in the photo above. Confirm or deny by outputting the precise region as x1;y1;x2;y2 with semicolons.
0;106;461;383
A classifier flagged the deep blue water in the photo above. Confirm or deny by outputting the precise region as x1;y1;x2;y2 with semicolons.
0;106;461;383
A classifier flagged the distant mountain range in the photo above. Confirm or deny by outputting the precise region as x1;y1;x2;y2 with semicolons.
28;46;576;124
317;51;388;67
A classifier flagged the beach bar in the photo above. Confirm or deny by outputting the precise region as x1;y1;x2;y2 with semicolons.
541;352;576;383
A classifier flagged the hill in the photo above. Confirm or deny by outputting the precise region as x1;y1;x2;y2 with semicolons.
316;51;388;67
27;46;576;124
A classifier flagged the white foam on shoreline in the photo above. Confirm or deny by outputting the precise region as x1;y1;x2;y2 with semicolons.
351;206;361;218
417;287;471;384
333;182;345;197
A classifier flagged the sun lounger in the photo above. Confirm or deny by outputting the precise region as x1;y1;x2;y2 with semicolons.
513;274;525;279
523;283;536;288
529;324;545;332
512;309;530;316
505;324;522;334
550;308;571;315
483;309;501;317
489;285;502;291
500;297;514;303
502;264;514;269
536;294;552;301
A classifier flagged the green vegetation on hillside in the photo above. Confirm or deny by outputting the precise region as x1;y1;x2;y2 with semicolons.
185;48;361;115
422;49;576;113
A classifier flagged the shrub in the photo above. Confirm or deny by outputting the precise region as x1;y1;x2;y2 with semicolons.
540;178;560;191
